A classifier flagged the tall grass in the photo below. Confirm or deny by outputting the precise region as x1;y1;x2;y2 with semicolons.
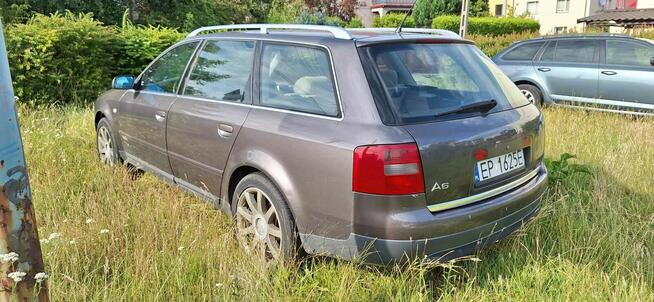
18;105;654;301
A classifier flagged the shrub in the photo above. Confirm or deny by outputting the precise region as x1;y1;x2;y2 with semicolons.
116;17;186;76
5;12;118;105
432;15;540;36
294;9;346;27
373;13;415;28
345;16;363;28
267;0;305;24
469;32;539;57
5;11;184;105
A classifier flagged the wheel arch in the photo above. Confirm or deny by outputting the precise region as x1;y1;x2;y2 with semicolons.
513;79;553;105
223;156;299;223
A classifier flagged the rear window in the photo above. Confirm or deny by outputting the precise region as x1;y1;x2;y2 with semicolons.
503;42;544;61
362;43;528;124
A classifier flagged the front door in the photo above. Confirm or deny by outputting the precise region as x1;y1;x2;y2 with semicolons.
535;39;600;104
118;41;199;175
167;40;256;197
598;39;654;112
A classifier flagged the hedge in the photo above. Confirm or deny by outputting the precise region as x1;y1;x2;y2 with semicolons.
373;13;415;28
432;16;539;36
5;12;184;105
469;32;539;57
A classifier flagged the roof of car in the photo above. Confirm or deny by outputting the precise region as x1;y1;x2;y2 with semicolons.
183;24;468;46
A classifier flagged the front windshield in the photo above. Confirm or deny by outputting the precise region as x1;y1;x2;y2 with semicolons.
365;43;528;124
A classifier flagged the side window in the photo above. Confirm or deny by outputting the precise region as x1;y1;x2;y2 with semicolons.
503;42;545;61
140;42;198;93
542;40;598;64
260;43;340;117
184;40;255;102
606;40;654;67
540;41;556;62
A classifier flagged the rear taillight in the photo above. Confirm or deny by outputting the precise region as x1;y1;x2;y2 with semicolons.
352;143;425;195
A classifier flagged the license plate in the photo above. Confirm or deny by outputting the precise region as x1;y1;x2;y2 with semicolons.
475;150;525;183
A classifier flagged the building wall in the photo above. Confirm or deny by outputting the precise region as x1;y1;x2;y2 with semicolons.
489;0;506;16
356;0;376;27
638;0;654;8
509;0;593;34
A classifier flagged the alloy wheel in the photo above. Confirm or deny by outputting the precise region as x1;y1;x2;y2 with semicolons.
521;89;536;104
235;187;283;261
97;126;115;166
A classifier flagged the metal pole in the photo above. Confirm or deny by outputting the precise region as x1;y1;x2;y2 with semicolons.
459;0;470;38
503;0;508;16
0;19;48;301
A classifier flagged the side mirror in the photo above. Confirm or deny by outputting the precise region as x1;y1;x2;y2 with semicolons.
651;57;654;66
112;75;135;90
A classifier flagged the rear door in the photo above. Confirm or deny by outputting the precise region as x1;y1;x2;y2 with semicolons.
118;41;199;175
535;39;600;104
167;39;256;197
597;39;654;112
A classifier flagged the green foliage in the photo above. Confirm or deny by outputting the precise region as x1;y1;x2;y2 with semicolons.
0;0;271;31
372;13;415;28
545;153;593;184
0;2;31;23
294;8;345;27
469;32;538;57
345;16;363;28
432;15;540;36
413;0;489;26
267;0;304;23
5;12;118;105
116;15;186;76
1;0;128;25
5;12;184;105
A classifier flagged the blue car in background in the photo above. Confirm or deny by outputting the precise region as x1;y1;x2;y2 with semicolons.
493;34;654;115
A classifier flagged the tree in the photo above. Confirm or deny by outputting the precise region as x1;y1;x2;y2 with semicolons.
0;0;274;30
413;0;489;27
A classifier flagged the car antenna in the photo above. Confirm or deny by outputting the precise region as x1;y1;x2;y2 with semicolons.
395;0;417;34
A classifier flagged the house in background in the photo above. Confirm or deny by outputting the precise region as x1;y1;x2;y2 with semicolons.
490;0;654;34
356;0;414;27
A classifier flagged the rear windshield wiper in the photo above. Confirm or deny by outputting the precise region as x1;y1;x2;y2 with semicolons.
434;99;497;118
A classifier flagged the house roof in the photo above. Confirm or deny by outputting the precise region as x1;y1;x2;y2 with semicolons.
578;8;654;24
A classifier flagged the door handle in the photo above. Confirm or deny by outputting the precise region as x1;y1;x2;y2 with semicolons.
601;71;617;76
218;124;233;138
155;111;167;122
537;68;551;72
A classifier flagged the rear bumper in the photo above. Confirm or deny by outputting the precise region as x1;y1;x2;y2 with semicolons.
300;164;547;264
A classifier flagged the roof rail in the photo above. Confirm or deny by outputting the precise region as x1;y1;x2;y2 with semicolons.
187;24;353;40
347;28;461;38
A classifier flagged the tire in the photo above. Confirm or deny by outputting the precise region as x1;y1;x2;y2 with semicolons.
96;118;120;166
517;84;543;109
232;172;298;263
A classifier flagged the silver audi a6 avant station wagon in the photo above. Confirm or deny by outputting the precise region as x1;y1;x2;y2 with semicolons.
95;24;548;264
493;34;654;115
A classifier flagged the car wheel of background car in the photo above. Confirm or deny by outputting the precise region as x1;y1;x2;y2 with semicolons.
517;84;543;109
233;172;297;263
96;118;120;166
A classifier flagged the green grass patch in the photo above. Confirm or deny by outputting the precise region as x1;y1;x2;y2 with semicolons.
18;105;654;301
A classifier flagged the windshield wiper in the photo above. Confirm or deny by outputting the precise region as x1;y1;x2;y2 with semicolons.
434;99;497;118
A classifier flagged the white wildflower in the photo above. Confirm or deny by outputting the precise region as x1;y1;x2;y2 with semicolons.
34;272;48;283
69;240;76;245
85;218;94;224
99;229;110;235
47;233;61;241
0;252;19;263
8;271;26;283
215;283;223;287
177;246;184;251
